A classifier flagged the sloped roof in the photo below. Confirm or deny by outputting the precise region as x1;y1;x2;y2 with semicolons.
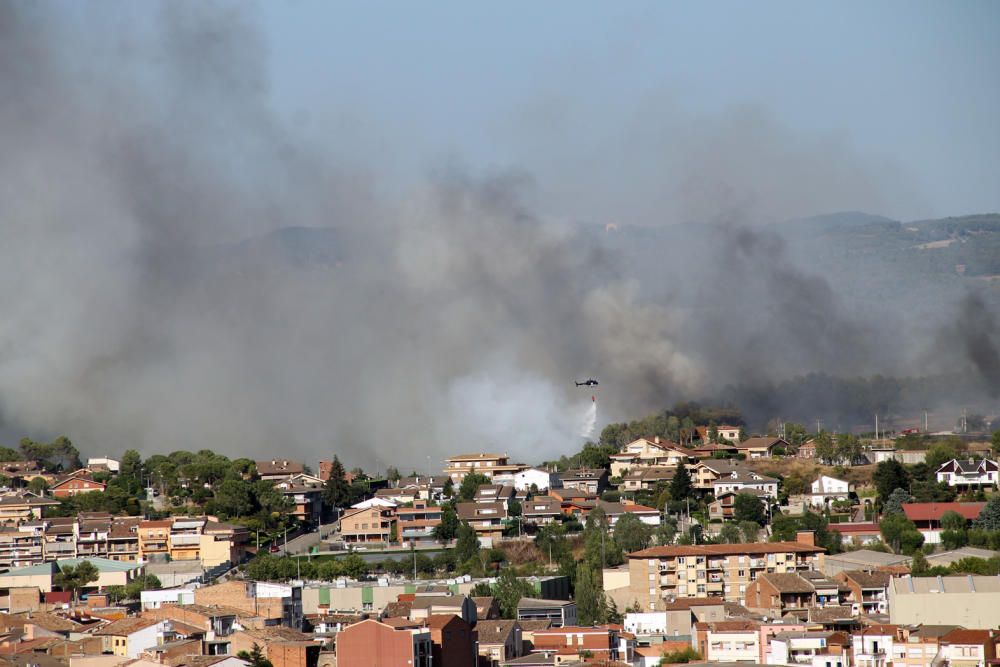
902;502;985;522
476;619;519;644
841;570;892;589
758;573;815;594
94;616;160;636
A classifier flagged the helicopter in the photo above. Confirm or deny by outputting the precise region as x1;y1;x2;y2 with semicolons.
575;378;599;387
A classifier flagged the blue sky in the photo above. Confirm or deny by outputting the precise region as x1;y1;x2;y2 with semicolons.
254;2;997;220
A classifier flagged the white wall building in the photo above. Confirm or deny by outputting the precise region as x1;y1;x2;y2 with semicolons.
140;587;196;610
809;476;852;507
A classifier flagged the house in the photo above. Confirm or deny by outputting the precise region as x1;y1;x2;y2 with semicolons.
456;502;507;543
626;533;826;609
596;500;660;526
690;442;740;458
338;506;396;544
901;502;985;544
49;473;105;498
851;624;899;667
557;469;608;495
798;441;817;459
767;631;850;667
609;437;690;478
834;570;891;615
275;477;324;524
425;614;476;667
623;597;726;640
408;595;477;626
531;625;626;663
827;522;882;548
335;618;433;667
473;596;500;621
521;496;562;526
85;457;121;473
736;437;787;459
93;617;164;658
506;467;559;492
809;476;853;508
694;426;742;443
395;475;449;501
939;628;997;667
255;459;305;483
396;501;443;545
894;625;961;667
0;556;141;593
444;454;523;483
710;466;779;499
476;619;522;667
694;620;761;663
708;489;768;521
888;575;1000;626
515;598;577;628
474;485;516;508
0;493;59;526
744;573;818;615
935;458;999;489
621;466;675;493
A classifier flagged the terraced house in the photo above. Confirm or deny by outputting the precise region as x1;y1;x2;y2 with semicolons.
627;533;825;610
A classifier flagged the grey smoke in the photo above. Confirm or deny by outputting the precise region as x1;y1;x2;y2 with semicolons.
0;2;994;469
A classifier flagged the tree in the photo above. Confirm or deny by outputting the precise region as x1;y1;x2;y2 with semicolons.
613;513;653;554
910;550;930;576
213;479;254;518
442;478;454;499
880;513;924;554
733;493;766;525
457;473;491;502
54;561;99;602
125;574;162;600
925;442;958;473
708;424;719;444
881;488;912;516
873;460;910;500
669;465;692;503
738;521;761;543
433;503;459;541
992;430;1000;455
584;507;622;569
322;456;350;510
814;432;836;464
454;522;480;563
654;521;676;546
493;569;536;618
470;581;493;597
835;434;862;465
385;467;401;482
575;563;606;626
975;495;1000;530
237;644;273;667
659;647;702;665
27;477;49;495
941;510;967;532
718;523;742;544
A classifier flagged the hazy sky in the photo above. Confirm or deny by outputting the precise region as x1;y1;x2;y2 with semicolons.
247;1;1000;221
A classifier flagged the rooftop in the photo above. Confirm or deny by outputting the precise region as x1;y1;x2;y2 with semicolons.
630;541;824;558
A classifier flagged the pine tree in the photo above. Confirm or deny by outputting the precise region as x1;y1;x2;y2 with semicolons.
670;464;692;502
575;563;606;625
975;495;1000;530
454;521;480;563
322;456;350;510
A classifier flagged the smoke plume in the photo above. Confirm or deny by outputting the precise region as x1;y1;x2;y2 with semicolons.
0;2;995;469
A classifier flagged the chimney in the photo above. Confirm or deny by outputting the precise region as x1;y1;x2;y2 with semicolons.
654;436;661;444
795;530;816;546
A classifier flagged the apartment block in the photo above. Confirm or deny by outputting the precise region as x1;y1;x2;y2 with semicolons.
339;506;396;544
627;534;825;610
335;618;432;667
396;500;443;546
443;453;523;483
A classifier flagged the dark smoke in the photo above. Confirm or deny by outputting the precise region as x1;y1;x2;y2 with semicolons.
0;2;995;469
953;292;1000;397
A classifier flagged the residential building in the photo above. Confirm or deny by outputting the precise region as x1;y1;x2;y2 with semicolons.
256;460;305;483
711;466;779;499
476;619;522;667
49;473;106;498
939;628;997;667
93;617;163;658
797;441;817;459
275;475;325;524
532;626;625;663
767;631;850;667
444;454;523;483
821;550;911;577
339;619;430;660
408;595;476;626
621;466;676;493
708;490;768;521
557;469;608;495
456;501;507;543
396;500;443;546
827;523;882;548
0;493;60;526
744;573;819;616
85;457;120;473
521;496;561;525
474;484;516;508
515;599;577;628
901;502;985;544
425;614;476;667
935;458;999;489
694;620;761;663
894;625;961;667
809;476;852;508
925;546;1000;568
626;534;826;610
508;467;559;492
609;437;690;478
395;475;449;501
888;575;1000;626
338;506;396;544
736;437;788;459
596;500;660;526
851;624;898;667
834;570;890;615
0;556;141;593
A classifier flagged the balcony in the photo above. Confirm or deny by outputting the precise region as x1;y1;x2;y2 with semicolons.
171;534;201;546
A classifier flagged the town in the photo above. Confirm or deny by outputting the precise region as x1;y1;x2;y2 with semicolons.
0;411;999;667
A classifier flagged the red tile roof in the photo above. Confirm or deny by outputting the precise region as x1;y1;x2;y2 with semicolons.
902;502;985;522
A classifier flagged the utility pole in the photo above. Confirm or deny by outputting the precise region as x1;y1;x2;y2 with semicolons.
924;410;929;433
875;414;879;442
